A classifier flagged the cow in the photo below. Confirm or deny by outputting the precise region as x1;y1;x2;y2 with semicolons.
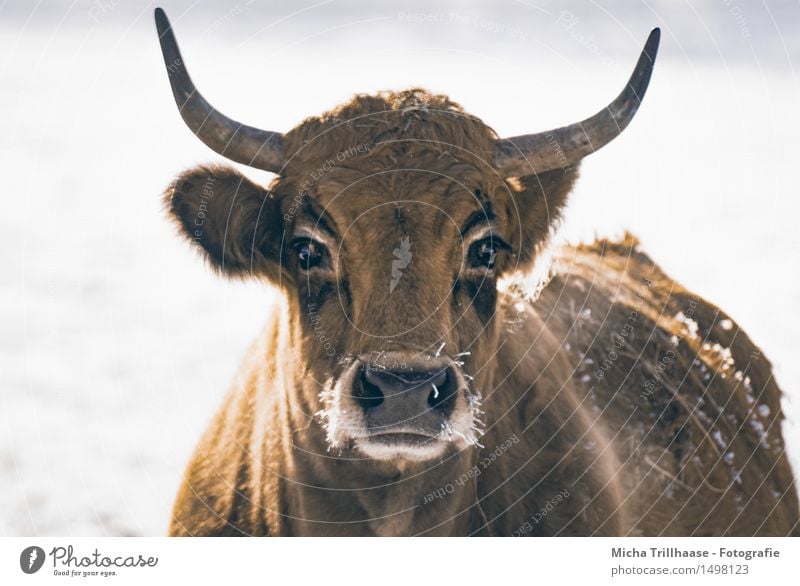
154;8;798;536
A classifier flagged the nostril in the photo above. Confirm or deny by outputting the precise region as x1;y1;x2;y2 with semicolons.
355;367;384;410
430;368;447;388
363;367;385;388
428;368;458;412
357;363;459;415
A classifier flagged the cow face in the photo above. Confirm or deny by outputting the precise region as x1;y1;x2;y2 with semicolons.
157;8;656;463
165;91;578;462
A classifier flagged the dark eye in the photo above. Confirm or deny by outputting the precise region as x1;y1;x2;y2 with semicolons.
467;237;507;270
293;239;328;271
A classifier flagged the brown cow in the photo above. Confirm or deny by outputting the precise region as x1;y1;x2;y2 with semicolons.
154;8;798;536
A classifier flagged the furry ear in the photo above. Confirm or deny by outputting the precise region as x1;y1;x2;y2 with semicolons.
164;165;285;280
506;165;580;270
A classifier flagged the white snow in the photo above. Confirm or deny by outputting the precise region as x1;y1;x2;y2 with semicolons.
675;312;700;341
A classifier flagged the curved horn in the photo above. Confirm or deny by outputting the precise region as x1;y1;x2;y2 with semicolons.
154;8;284;173
495;28;660;176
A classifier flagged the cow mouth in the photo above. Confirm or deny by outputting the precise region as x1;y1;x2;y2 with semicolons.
368;430;439;445
355;431;449;462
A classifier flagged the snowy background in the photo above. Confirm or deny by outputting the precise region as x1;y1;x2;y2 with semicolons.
1;0;798;535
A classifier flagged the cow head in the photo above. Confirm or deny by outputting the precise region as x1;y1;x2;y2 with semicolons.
156;9;658;463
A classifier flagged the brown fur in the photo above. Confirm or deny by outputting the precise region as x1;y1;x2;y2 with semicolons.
163;90;798;536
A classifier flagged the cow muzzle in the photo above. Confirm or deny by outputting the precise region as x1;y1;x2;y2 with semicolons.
320;352;483;462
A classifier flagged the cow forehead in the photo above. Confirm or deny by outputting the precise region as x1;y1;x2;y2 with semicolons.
286;159;504;239
308;169;491;241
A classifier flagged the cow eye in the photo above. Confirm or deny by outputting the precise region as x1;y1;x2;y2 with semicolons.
293;238;328;271
467;237;507;270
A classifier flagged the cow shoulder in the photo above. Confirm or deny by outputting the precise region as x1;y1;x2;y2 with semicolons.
545;235;798;535
169;336;281;536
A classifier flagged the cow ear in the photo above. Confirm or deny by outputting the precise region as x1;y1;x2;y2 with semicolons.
507;165;580;269
164;165;285;280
